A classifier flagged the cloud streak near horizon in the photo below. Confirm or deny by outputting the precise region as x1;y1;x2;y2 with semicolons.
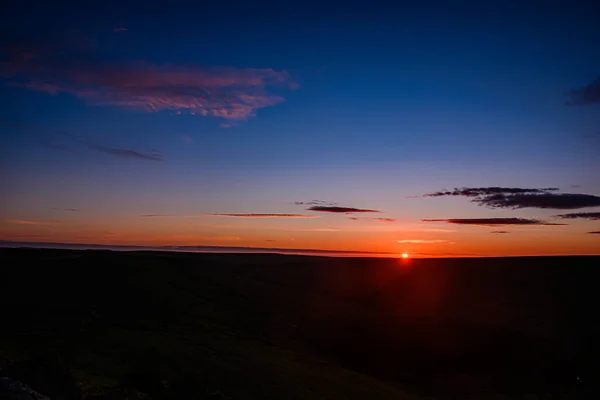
307;206;380;214
348;217;396;223
207;213;319;218
422;218;566;226
424;187;600;210
7;220;50;225
1;40;296;122
397;239;449;244
554;212;600;220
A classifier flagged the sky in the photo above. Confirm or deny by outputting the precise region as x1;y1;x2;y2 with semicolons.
1;0;599;257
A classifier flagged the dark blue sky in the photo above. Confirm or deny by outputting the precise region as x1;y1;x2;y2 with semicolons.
1;0;599;255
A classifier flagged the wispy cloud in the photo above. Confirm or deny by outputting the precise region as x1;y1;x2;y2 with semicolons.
307;206;380;214
490;230;510;234
213;236;241;241
2;40;296;123
294;200;338;206
113;27;128;32
296;228;340;232
348;217;396;223
397;239;449;244
207;213;319;218
554;212;600;221
87;144;163;161
7;219;50;225
423;187;600;210
589;231;600;234
140;214;180;218
422;218;566;226
182;135;193;144
567;76;600;106
3;120;165;162
420;228;457;233
52;208;80;212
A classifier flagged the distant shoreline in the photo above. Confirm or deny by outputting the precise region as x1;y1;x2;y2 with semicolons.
0;240;400;258
1;241;598;259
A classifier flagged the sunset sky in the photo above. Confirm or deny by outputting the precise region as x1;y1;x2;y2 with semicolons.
1;0;599;256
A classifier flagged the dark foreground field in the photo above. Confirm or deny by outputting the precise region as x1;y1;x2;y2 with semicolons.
1;249;598;399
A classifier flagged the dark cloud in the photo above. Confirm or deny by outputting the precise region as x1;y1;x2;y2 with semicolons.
490;231;509;234
113;28;128;32
207;213;319;219
293;200;338;206
1;38;296;123
567;77;600;106
424;187;600;210
140;214;178;218
554;212;600;221
422;218;566;226
88;144;163;161
52;208;80;212
588;231;600;234
3;120;164;162
424;187;559;197
308;206;380;214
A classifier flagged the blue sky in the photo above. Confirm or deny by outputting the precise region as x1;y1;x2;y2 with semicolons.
1;0;599;255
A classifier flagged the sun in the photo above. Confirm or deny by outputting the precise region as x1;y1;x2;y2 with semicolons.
402;253;409;259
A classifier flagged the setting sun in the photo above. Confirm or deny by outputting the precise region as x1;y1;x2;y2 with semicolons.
402;253;409;258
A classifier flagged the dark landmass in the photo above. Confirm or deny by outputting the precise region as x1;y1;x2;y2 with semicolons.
1;248;598;399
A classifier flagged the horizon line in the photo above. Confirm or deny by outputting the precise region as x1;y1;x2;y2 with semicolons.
0;240;598;259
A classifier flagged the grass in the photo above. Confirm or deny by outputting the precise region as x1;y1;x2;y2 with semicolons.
2;248;598;398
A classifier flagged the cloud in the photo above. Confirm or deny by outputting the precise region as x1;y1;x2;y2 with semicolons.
397;239;449;244
113;28;128;32
307;206;380;214
52;208;80;212
554;212;600;221
87;144;163;161
348;217;396;223
7;220;49;225
1;41;296;123
422;218;566;226
490;230;509;234
296;228;340;232
207;213;319;218
182;135;193;144
420;228;457;233
3;119;165;162
424;187;600;210
293;200;338;206
213;236;241;241
140;214;179;218
567;77;600;106
424;187;560;198
589;231;600;234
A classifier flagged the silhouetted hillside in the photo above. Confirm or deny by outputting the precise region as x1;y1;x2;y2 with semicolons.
1;249;598;399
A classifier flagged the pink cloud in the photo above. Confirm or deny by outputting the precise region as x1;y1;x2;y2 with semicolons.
397;239;450;244
113;28;128;32
213;236;241;241
2;44;296;123
348;217;396;223
207;213;319;219
182;135;193;144
7;219;50;225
